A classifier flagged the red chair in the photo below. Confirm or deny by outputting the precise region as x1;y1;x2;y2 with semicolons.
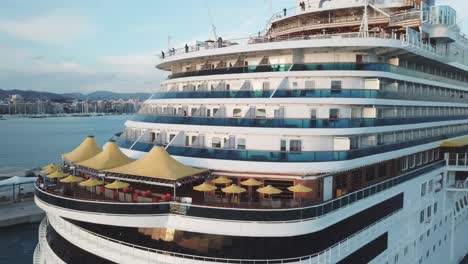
152;197;159;203
166;194;172;201
122;188;128;193
99;186;104;193
132;193;138;203
113;189;118;199
161;194;166;201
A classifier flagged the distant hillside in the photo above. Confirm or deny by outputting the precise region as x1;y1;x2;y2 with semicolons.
0;89;151;101
0;89;69;100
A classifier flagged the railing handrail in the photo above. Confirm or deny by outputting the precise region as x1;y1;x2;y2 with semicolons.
133;113;468;122
36;160;444;214
52;208;400;263
159;32;401;60
165;62;468;87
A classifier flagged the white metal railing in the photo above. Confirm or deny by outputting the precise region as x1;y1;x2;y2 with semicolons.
447;153;468;167
452;180;468;189
33;217;48;264
33;243;41;264
49;209;400;264
159;31;451;67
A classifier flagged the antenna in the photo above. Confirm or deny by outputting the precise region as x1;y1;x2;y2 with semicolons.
205;1;218;40
359;0;369;38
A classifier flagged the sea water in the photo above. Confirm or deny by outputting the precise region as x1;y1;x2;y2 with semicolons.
0;115;130;264
0;115;129;177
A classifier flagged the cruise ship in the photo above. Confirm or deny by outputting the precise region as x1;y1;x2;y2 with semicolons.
34;0;468;263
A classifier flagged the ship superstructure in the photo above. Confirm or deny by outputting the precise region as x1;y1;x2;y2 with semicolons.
34;1;468;263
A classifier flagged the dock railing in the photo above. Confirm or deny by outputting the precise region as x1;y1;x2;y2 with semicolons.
0;182;35;205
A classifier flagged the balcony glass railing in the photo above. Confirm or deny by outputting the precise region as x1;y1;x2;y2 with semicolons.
168;63;467;87
117;131;467;162
169;64;292;79
150;88;468;103
131;114;468;129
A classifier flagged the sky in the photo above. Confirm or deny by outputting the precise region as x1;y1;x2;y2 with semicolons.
0;0;466;94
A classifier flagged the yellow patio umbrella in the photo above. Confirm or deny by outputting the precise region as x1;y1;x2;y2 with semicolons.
257;185;282;195
41;165;58;175
212;176;232;185
241;178;263;203
193;182;217;192
221;184;246;194
240;178;262;186
79;178;104;187
79;178;104;199
104;180;129;189
287;184;312;193
41;163;57;171
222;184;246;205
288;184;312;206
193;182;217;201
47;171;69;179
60;175;84;183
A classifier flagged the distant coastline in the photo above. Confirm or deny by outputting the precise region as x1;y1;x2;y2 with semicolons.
0;112;132;120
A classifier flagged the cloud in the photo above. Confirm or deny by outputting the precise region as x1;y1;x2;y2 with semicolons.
98;53;158;75
0;43;166;93
0;13;94;45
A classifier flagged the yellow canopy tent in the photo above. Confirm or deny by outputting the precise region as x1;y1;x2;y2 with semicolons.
212;176;232;185
105;180;129;189
47;171;69;179
76;141;134;171
60;175;84;183
441;136;468;147
105;146;207;181
63;136;102;163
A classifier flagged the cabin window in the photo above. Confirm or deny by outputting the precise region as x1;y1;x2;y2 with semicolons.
280;140;287;151
290;140;301;152
233;108;242;117
310;109;317;119
329;109;340;119
212;137;221;148
305;80;315;90
237;138;246;149
331;80;342;93
256;109;266;118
